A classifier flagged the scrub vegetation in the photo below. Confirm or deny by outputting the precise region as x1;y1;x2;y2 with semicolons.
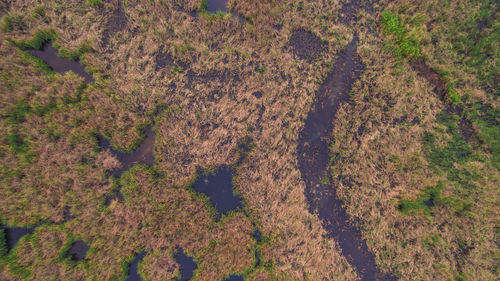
0;0;498;280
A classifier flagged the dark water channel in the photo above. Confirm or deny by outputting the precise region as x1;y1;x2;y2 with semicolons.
27;42;94;83
125;251;146;281
192;165;242;218
98;127;156;178
0;225;34;251
296;1;395;280
174;249;197;281
67;240;89;261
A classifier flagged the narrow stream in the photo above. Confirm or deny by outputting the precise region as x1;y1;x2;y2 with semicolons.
296;1;395;280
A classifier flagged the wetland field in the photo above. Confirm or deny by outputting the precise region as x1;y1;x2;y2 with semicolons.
0;0;498;280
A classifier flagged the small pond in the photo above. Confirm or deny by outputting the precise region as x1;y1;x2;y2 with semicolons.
126;251;146;281
67;240;89;261
27;42;94;83
192;165;242;218
174;249;197;281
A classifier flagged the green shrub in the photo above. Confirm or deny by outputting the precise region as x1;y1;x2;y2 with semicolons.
4;132;29;154
199;0;208;13
0;229;6;257
85;0;102;6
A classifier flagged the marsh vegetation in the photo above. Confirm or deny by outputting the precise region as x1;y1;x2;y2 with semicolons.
0;0;497;280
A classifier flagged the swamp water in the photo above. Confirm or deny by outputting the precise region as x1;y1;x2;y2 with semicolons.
296;1;395;279
27;42;94;83
174;249;197;281
192;165;242;218
0;225;34;251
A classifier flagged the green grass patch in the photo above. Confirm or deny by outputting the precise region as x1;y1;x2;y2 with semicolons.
397;182;445;217
4;132;29;154
381;11;423;60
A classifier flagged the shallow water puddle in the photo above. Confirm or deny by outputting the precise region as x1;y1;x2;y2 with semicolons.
125;251;146;281
207;0;228;13
224;275;244;281
67;240;89;261
27;42;94;83
174;249;197;281
0;225;34;251
99;127;156;178
192;165;242;218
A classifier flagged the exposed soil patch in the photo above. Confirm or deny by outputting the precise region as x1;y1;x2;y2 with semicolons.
26;42;94;83
174;249;197;281
192;165;242;218
0;225;34;251
125;251;146;281
289;29;326;60
297;36;395;281
98;127;156;178
102;1;128;47
67;240;89;261
155;47;174;71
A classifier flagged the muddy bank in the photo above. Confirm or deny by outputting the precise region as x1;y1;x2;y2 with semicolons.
192;165;242;218
99;127;156;178
174;249;197;281
67;240;89;261
410;58;475;141
125;251;146;281
26;42;94;83
297;35;394;280
0;225;34;252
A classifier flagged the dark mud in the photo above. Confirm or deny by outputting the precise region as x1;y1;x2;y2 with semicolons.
155;46;174;71
0;225;34;251
410;58;476;141
192;165;242;218
289;29;326;60
297;33;394;280
207;0;228;13
67;240;89;261
102;1;128;47
98;127;156;178
224;275;244;281
27;42;94;83
174;249;197;281
125;251;146;281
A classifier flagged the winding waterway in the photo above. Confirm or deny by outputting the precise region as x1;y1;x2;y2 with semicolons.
297;1;395;280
